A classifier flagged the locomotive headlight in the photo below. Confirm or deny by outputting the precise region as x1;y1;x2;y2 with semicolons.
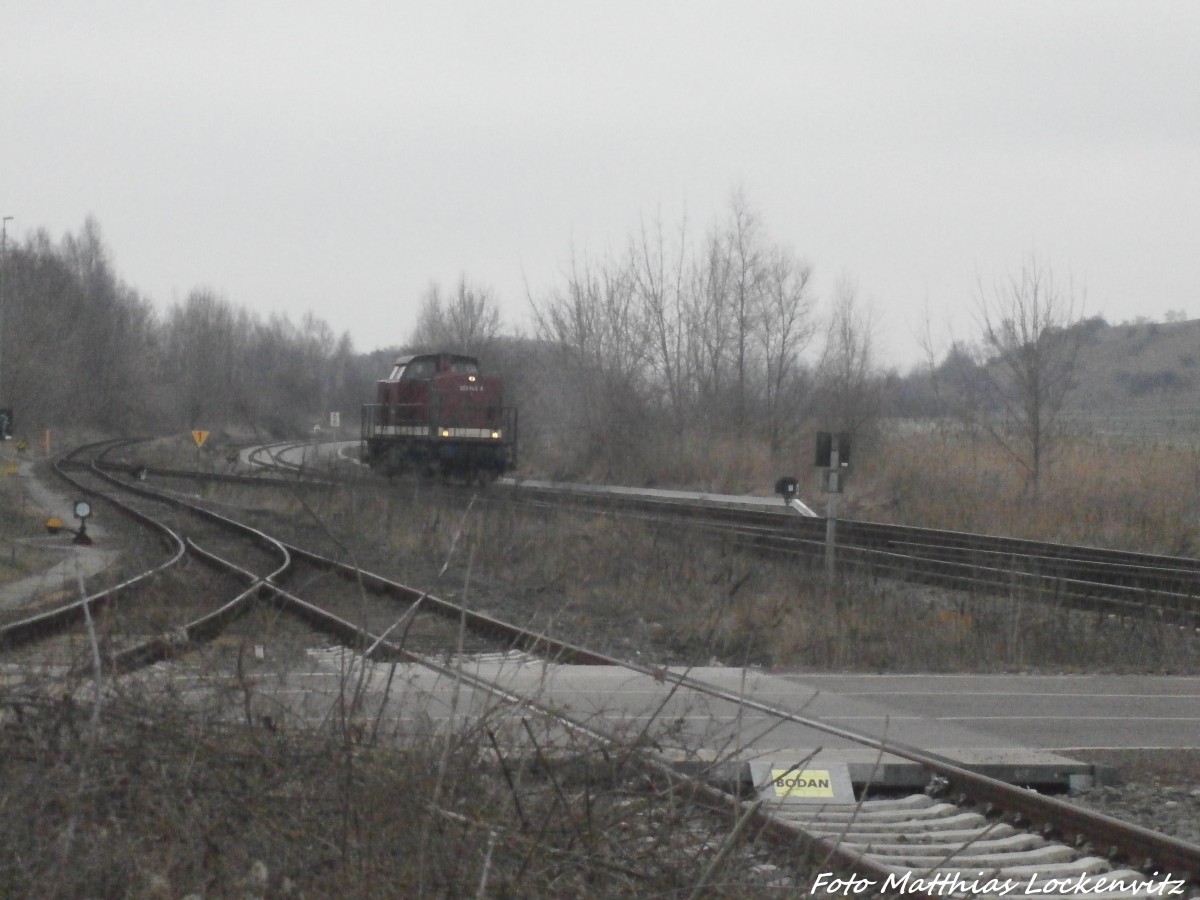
440;428;450;438
491;431;501;440
468;375;476;383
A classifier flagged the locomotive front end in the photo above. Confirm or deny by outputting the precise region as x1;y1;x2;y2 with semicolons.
361;352;517;479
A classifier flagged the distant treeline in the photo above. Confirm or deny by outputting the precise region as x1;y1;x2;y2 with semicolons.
0;217;374;437
10;211;1182;485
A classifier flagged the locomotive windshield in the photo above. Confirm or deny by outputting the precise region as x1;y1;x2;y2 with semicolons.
404;358;438;379
385;353;481;382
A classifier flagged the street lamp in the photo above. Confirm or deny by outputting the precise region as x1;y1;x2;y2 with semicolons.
0;215;10;406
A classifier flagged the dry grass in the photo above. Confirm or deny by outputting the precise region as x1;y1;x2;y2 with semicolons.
852;427;1200;556
0;647;815;898
147;425;1200;677
248;479;1200;675
556;420;1200;560
0;465;824;898
0;452;69;588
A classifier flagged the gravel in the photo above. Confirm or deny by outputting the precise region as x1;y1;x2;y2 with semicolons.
1061;750;1200;847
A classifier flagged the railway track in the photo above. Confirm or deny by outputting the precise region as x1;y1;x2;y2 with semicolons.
111;438;1200;629
499;480;1200;629
1;438;1197;896
4;442;514;666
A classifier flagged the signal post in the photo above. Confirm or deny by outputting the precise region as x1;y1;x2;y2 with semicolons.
815;432;851;583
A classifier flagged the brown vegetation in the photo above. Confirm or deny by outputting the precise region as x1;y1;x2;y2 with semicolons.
3;426;1200;895
0;680;806;898
860;427;1200;557
187;441;1200;675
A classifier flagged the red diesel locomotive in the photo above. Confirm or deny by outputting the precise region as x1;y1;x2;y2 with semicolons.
360;352;517;478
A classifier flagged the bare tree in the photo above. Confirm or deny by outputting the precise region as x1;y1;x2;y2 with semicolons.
0;221;162;432
531;190;824;478
688;225;735;425
410;275;502;357
815;274;880;435
630;212;690;428
757;247;816;453
725;189;765;429
969;256;1085;492
530;249;649;477
164;290;250;426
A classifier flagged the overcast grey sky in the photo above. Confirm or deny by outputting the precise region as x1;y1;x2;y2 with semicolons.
4;2;1198;368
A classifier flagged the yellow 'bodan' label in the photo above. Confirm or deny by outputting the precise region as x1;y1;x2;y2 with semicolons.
770;769;834;798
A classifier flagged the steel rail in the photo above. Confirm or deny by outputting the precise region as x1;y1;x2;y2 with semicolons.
505;484;1200;627
520;494;1200;626
0;441;189;649
0;438;296;651
74;515;899;892
505;479;1200;576
101;535;289;674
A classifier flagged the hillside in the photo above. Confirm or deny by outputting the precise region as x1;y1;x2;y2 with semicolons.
1065;318;1200;432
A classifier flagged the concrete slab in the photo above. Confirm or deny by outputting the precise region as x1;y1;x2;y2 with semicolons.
184;650;1090;790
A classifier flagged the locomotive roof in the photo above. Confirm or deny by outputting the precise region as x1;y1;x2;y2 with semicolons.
390;352;480;366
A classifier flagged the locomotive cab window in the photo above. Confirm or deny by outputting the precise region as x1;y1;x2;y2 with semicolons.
386;363;407;382
447;358;480;375
404;358;438;380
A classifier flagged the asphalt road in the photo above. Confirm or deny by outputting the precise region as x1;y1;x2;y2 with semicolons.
779;673;1200;751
